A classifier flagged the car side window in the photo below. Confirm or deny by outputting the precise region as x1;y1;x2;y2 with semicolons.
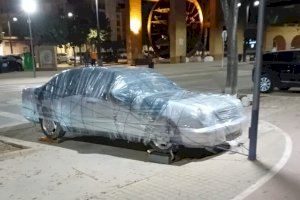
85;69;100;96
44;78;56;99
63;70;81;97
85;69;113;100
277;52;293;63
263;53;275;62
76;68;93;96
44;75;60;99
293;52;300;63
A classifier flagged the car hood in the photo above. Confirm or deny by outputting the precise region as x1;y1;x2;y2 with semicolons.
132;90;244;127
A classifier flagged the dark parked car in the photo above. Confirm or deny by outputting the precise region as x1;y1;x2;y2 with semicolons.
22;67;244;151
258;50;300;93
0;55;23;73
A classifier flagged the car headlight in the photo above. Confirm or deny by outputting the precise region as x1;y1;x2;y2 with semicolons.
177;111;203;129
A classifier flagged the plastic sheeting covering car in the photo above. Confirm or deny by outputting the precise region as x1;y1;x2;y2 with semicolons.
22;67;245;148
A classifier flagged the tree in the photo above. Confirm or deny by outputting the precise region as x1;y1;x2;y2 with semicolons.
66;0;111;65
220;0;241;95
12;0;111;59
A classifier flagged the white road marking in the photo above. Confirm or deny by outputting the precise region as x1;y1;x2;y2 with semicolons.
232;121;293;200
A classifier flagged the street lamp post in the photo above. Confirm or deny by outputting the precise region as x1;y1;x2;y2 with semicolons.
249;0;265;161
7;20;13;54
21;0;37;78
95;0;103;66
27;15;36;78
7;17;18;54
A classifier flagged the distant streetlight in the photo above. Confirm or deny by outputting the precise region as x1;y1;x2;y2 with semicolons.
12;17;18;22
21;0;37;14
254;1;260;7
21;0;37;78
237;2;242;8
67;12;73;18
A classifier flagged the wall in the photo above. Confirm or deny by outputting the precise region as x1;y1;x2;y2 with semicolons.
0;39;29;56
265;26;300;51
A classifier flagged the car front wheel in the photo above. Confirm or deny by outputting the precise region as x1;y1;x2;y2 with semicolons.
40;118;65;139
260;74;273;93
149;120;179;153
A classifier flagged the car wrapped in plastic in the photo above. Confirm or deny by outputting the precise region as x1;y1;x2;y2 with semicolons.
22;67;245;151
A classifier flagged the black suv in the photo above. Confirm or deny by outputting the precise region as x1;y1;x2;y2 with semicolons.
259;50;300;93
0;55;23;73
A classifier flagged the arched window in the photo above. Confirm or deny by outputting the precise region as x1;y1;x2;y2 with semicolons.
291;35;300;49
273;35;286;51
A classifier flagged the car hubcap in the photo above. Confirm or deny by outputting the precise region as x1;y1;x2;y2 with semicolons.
260;77;271;92
151;124;174;150
42;119;59;138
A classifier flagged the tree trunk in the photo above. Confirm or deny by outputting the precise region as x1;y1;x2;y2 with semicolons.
202;28;208;59
73;46;76;67
79;45;82;64
96;44;103;66
220;0;240;95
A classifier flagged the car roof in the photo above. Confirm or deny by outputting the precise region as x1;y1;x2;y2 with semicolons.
265;49;300;55
63;66;154;75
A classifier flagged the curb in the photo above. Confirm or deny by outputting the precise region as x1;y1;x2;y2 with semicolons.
0;122;34;134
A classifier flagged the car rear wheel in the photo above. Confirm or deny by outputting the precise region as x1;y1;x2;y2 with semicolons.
40;118;65;139
260;74;273;93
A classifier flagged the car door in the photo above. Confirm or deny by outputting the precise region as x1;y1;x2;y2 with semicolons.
60;69;83;131
293;51;300;84
276;52;294;83
109;77;147;140
81;68;117;135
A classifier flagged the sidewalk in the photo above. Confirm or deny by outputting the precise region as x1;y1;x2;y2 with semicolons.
0;119;288;200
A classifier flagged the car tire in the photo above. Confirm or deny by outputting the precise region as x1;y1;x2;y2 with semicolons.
149;120;179;153
260;74;274;93
17;63;23;71
40;118;65;140
278;86;290;91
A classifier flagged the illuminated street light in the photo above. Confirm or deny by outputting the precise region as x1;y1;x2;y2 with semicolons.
21;0;37;14
67;12;73;18
21;0;37;78
237;2;242;8
12;17;18;22
254;1;260;7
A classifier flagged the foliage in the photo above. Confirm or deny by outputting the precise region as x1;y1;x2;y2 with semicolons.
12;0;111;47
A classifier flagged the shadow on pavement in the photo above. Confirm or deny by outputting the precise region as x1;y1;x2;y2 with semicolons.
0;125;225;165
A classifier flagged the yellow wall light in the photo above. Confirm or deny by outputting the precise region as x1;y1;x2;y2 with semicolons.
129;0;142;34
130;18;142;34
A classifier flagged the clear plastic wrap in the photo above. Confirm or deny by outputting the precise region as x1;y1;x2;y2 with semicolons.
22;67;245;148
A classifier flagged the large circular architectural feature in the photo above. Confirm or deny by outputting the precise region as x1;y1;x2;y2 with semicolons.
147;0;204;58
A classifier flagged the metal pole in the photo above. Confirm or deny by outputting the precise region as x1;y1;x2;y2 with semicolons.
95;0;103;66
243;3;250;62
221;39;224;68
95;0;100;35
27;14;36;78
7;21;13;54
248;0;266;160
